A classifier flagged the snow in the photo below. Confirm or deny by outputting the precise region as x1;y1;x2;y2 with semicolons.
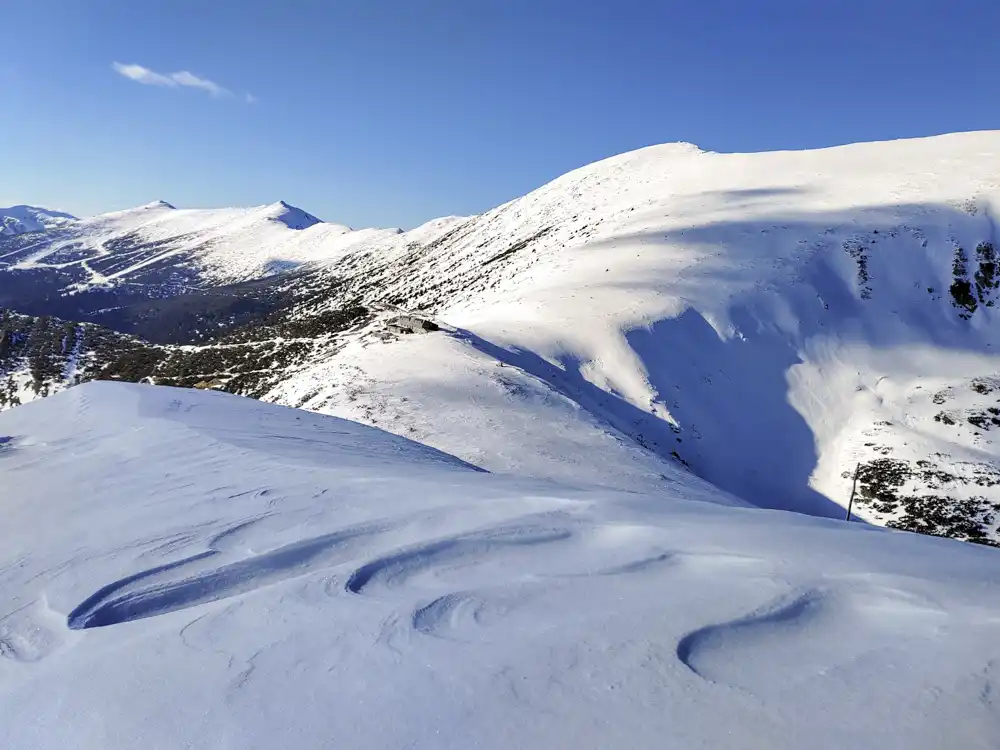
7;133;1000;537
0;381;998;749
7;199;357;286
0;369;40;408
277;324;729;496
249;131;1000;532
0;205;76;235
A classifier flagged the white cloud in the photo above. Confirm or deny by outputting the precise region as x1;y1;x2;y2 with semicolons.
167;70;228;97
112;63;176;87
112;62;247;101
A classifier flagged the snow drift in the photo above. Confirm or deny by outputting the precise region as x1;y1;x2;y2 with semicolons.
0;382;998;749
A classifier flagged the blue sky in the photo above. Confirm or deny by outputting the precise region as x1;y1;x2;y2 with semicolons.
2;1;996;228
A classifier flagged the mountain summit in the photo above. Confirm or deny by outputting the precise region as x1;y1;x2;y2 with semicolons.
139;200;177;210
260;200;323;229
0;204;77;235
0;198;346;309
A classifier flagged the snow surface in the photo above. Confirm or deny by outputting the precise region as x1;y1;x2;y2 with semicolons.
5;199;365;285
0;205;76;235
0;381;998;749
255;131;1000;531
7;132;1000;537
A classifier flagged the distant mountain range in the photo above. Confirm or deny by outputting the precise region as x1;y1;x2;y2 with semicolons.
5;131;1000;545
0;204;77;236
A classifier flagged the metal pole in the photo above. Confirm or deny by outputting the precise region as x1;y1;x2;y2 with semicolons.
845;463;860;522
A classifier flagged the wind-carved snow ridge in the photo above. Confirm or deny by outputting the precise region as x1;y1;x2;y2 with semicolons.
68;520;391;629
344;524;574;595
676;583;950;698
1;382;999;749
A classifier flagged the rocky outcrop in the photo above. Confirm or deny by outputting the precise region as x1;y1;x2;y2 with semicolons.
385;315;440;335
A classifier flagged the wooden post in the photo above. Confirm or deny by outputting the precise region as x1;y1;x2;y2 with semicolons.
845;463;860;522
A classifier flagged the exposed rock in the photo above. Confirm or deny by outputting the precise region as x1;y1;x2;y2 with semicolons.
385;315;440;335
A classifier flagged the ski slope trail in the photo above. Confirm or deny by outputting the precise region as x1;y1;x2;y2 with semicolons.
0;382;998;749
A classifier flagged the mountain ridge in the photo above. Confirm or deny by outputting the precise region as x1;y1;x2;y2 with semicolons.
5;131;1000;544
0;204;77;236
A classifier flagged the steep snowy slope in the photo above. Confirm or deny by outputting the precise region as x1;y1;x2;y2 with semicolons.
0;382;997;750
249;131;1000;541
0;205;76;236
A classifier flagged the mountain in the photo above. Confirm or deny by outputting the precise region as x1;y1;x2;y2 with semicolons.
0;205;76;236
0;381;998;749
5;131;1000;545
0;199;368;339
0;309;149;408
0;199;332;287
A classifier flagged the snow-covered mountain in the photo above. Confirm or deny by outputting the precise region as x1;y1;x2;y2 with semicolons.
0;199;375;334
0;205;76;236
0;199;335;284
254;130;1000;543
0;196;396;345
0;382;998;749
5;131;1000;544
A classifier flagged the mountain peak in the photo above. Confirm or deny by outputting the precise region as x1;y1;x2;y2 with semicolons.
0;205;77;235
262;200;323;230
142;200;177;210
